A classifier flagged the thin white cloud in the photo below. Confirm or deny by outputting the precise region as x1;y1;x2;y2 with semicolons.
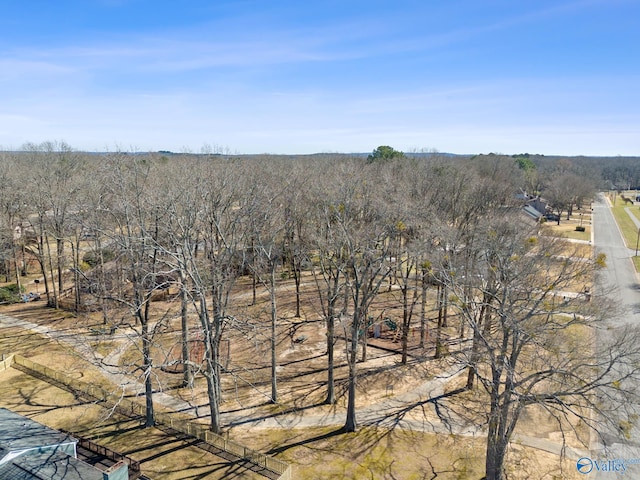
1;34;354;82
1;0;637;155
0;58;76;79
3;73;636;156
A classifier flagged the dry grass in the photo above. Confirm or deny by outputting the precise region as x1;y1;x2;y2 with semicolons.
0;255;594;479
0;356;582;479
540;207;592;242
0;366;263;479
604;191;640;272
0;300;587;479
231;424;581;480
610;193;640;247
237;426;485;479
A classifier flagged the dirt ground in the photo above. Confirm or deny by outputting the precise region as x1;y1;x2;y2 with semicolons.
0;361;580;480
0;365;265;480
1;291;586;479
540;206;592;242
0;230;594;479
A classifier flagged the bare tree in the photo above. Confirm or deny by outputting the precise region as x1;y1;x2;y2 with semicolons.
76;168;117;324
189;160;251;431
391;247;420;365
322;169;394;432
155;157;254;433
281;174;311;319
311;172;352;405
97;153;173;428
544;173;575;224
250;176;287;404
444;214;640;480
0;155;25;293
24;141;84;298
160;163;205;389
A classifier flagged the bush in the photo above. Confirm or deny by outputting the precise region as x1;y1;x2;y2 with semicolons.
2;283;24;294
0;283;24;303
575;226;586;232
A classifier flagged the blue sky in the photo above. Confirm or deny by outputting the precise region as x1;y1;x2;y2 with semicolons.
1;0;638;155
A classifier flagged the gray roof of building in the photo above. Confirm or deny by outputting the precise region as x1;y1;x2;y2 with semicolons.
1;450;107;480
0;409;76;452
523;204;543;219
0;409;106;480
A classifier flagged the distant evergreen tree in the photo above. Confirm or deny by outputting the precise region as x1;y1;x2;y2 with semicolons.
367;145;404;163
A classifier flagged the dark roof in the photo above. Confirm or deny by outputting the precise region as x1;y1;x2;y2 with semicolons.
0;408;76;452
1;450;107;480
523;204;543;219
0;408;118;480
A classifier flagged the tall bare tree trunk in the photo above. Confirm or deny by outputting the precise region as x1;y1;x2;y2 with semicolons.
466;301;487;390
252;272;257;305
434;282;443;359
205;353;221;432
293;260;301;318
360;318;368;363
344;306;360;433
326;311;335;404
270;263;278;403
56;238;65;295
12;241;21;295
45;233;58;308
97;238;108;325
180;269;193;388
196;293;222;434
251;237;257;305
36;226;52;306
420;266;428;348
401;286;410;364
485;410;508;480
21;243;27;276
141;316;155;428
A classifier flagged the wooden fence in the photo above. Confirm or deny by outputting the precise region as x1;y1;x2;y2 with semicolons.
11;355;291;480
0;354;13;372
74;435;142;479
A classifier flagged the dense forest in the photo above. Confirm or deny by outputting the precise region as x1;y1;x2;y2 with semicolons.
1;143;639;480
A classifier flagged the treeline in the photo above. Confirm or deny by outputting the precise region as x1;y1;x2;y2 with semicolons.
0;143;638;480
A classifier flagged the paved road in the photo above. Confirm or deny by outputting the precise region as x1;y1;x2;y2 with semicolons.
593;194;640;317
591;193;640;477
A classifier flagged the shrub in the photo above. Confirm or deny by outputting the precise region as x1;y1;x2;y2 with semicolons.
2;283;24;294
0;283;23;303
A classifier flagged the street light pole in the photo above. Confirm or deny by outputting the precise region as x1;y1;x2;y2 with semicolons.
636;227;640;257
